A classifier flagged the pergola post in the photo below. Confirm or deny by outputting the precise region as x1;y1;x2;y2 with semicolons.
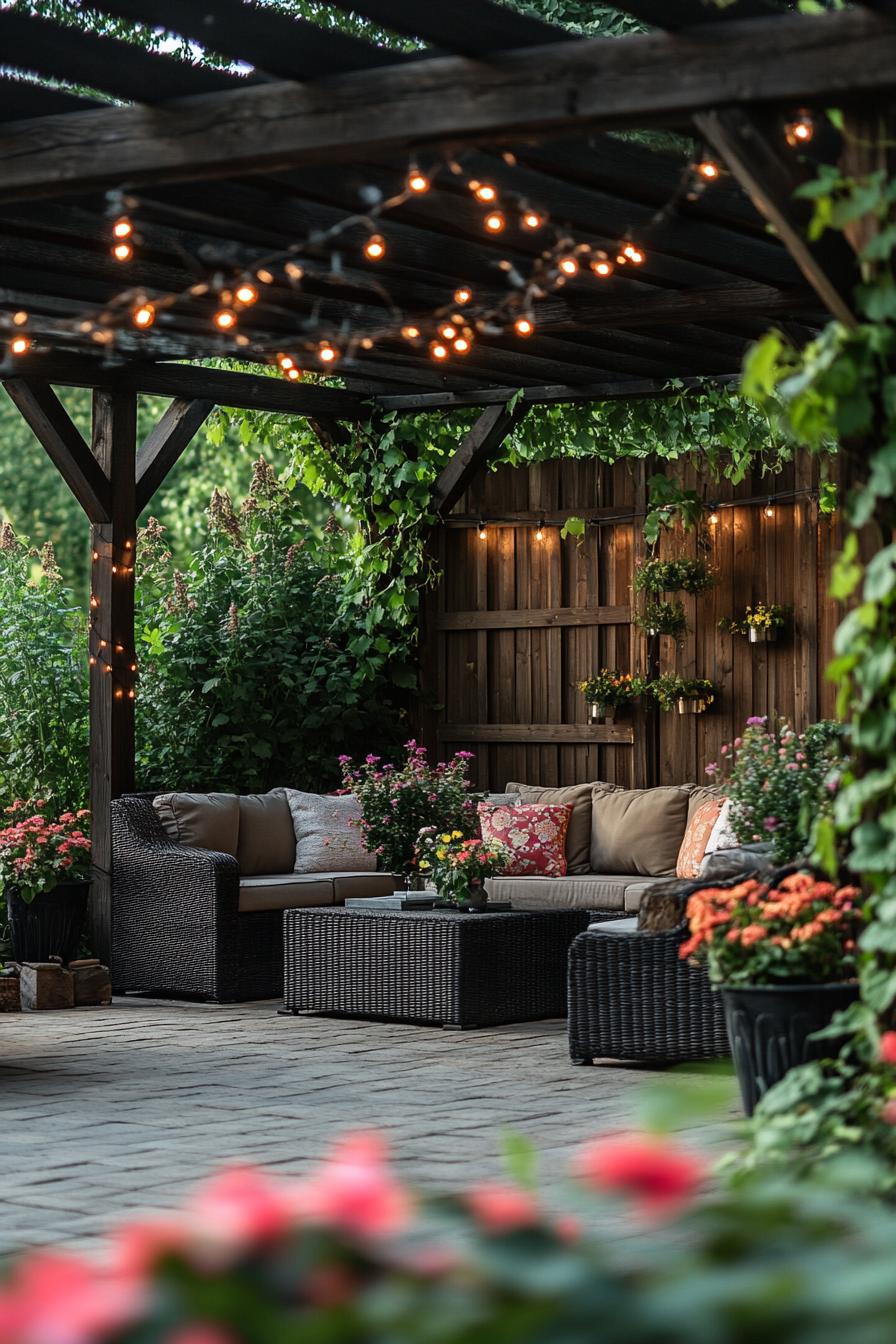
88;388;137;965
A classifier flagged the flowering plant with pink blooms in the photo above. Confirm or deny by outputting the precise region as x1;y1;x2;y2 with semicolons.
704;716;846;863
0;800;91;905
339;740;479;878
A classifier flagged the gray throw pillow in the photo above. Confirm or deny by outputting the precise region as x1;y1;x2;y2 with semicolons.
284;789;374;874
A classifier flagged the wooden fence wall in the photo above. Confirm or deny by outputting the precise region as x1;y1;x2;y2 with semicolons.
420;452;844;791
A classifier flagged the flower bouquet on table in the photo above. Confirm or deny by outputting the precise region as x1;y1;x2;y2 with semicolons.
0;801;92;964
416;829;510;911
340;741;479;883
681;869;865;1115
579;669;647;723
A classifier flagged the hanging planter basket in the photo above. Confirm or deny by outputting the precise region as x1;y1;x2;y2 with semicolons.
677;697;708;715
748;625;778;644
589;703;616;724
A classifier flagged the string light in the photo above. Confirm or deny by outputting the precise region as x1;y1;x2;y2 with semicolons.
284;261;304;281
590;257;613;278
9;335;32;355
132;302;155;329
234;282;258;305
484;211;505;233
558;255;579;277
256;268;275;284
285;366;302;381
12;311;28;326
360;337;374;350
521;210;545;230
363;233;386;261
785;112;814;147
112;216;132;239
453;335;471;354
708;510;720;526
430;340;449;361
454;286;473;305
764;500;775;518
478;520;488;541
514;315;534;337
276;352;295;371
470;181;498;203
112;241;133;262
213;307;237;331
535;519;545;542
401;325;420;340
318;341;339;364
697;160;720;181
407;166;430;194
622;244;645;265
439;323;457;340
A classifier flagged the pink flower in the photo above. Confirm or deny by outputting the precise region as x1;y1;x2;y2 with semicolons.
576;1134;705;1218
0;1251;142;1344
465;1183;539;1232
880;1032;896;1065
882;1098;896;1125
763;816;778;831
296;1133;410;1236
185;1166;298;1249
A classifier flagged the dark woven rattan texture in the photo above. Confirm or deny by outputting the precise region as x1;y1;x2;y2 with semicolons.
567;923;730;1063
111;796;283;1002
284;906;603;1027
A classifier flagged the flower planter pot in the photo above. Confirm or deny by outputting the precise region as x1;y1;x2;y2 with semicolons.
677;697;708;715
589;703;616;724
748;626;778;644
720;981;860;1116
5;880;90;965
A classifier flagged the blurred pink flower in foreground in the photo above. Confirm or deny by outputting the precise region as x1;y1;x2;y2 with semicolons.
466;1183;539;1232
294;1132;411;1235
576;1134;705;1217
0;1251;142;1344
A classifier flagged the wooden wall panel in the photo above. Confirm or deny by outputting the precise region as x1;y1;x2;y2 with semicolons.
425;451;844;791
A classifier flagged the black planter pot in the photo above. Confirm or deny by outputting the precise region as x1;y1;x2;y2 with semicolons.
5;881;90;964
720;981;860;1117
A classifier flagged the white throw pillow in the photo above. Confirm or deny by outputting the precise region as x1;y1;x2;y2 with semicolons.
284;789;374;873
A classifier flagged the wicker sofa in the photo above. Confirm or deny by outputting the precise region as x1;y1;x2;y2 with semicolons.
111;794;393;1002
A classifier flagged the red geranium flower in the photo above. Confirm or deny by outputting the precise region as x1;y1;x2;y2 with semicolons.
576;1133;705;1217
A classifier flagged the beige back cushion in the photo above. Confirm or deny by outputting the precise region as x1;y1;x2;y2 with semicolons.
237;789;297;876
687;783;726;823
507;781;619;876
590;786;692;877
153;792;239;856
284;789;375;874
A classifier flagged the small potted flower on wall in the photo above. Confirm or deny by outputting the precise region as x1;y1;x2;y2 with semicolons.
0;801;92;964
719;603;789;643
634;601;688;641
579;670;647;723
649;674;716;716
634;556;714;596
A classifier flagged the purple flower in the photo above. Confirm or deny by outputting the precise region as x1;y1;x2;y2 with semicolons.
338;754;352;765
826;778;839;794
720;745;728;756
456;750;475;760
746;715;767;727
365;754;381;765
763;816;778;831
705;763;718;776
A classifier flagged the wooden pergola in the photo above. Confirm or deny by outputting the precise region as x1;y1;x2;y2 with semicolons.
0;0;890;961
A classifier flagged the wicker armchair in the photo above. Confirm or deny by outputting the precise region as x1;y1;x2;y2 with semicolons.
111;796;283;1002
567;919;730;1064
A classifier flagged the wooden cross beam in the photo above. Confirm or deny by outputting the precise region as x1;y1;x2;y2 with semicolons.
693;108;858;326
2;7;896;200
136;397;214;514
1;378;111;521
431;402;529;516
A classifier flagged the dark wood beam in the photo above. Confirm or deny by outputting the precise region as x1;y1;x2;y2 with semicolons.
3;8;896;200
1;378;110;522
0;354;369;418
378;374;739;413
431;403;529;516
136;397;214;514
89;388;137;967
694;108;858;327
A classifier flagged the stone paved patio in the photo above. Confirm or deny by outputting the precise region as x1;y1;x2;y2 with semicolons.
0;999;739;1257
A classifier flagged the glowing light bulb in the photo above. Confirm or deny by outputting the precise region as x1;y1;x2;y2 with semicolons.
276;352;295;371
401;325;420;341
535;520;545;542
785;113;814;147
12;310;28;326
363;233;386;261
514;316;534;337
764;502;775;518
439;324;457;341
112;241;133;262
285;366;302;381
112;216;132;239
590;258;613;278
697;160;720;181
9;335;32;355
709;510;720;526
558;255;579;277
472;181;497;203
407;166;430;193
284;261;304;281
360;337;374;350
453;336;471;354
256;268;274;284
484;211;506;233
454;286;473;305
213;308;237;331
478;521;487;541
132;303;155;329
430;340;449;361
318;342;339;364
522;210;545;230
234;282;258;305
623;244;645;265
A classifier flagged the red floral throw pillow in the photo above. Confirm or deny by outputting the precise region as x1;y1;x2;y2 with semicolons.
478;801;573;877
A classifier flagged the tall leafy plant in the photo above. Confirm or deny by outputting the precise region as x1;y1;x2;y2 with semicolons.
0;523;88;811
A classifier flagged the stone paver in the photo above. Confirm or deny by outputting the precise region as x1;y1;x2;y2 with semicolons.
0;998;738;1256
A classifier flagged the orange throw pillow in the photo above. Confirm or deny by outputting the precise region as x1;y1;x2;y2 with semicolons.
676;798;725;879
478;801;572;877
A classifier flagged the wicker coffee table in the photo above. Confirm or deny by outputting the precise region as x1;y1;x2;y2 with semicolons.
283;906;594;1028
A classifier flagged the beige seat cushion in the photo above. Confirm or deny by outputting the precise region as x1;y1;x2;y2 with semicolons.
623;879;658;913
238;873;334;914
330;872;396;902
507;780;619;875
153;791;239;856
284;790;374;873
237;789;296;876
486;874;635;911
588;917;638;934
590;786;692;877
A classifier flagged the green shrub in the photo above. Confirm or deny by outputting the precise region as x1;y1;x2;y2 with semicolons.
134;460;409;793
0;523;88;812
